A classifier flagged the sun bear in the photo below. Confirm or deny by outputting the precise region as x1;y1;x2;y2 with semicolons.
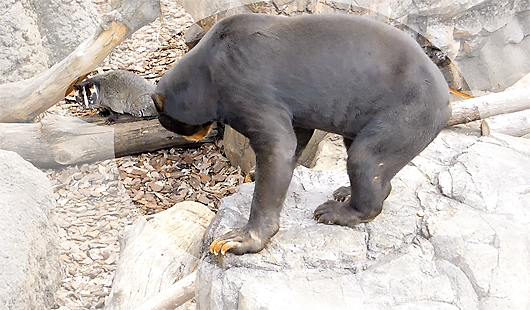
152;13;451;255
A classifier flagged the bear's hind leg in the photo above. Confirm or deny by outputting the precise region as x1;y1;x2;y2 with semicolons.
315;108;441;227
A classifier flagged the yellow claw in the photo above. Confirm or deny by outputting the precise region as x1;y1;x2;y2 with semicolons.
210;239;221;255
216;239;228;255
220;242;238;255
210;238;240;255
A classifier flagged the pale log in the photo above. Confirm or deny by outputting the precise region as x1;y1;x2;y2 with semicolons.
134;271;197;310
0;114;217;168
447;86;530;126
105;202;214;310
481;109;530;137
0;0;161;123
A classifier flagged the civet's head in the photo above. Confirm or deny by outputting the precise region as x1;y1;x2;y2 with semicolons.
73;80;100;109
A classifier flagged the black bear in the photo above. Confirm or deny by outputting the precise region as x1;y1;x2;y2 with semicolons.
152;13;451;255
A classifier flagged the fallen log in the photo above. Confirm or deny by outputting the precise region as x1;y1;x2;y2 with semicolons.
480;106;530;137
447;86;530;126
134;271;196;310
0;0;161;123
0;114;217;168
105;202;214;310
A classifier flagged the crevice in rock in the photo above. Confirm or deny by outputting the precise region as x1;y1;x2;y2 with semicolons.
410;185;430;244
438;258;483;303
0;2;19;16
364;222;376;261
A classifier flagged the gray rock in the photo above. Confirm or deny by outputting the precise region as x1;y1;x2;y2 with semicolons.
29;0;98;65
0;0;97;83
184;23;206;49
0;150;61;310
197;127;530;310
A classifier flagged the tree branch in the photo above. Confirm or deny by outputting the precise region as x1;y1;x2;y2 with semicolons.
0;0;161;123
447;86;530;126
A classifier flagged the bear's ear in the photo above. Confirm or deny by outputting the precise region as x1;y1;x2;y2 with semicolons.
152;93;165;112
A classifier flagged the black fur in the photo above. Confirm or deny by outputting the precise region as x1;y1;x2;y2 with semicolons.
154;13;451;255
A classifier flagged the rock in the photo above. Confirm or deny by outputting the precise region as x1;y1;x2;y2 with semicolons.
197;127;530;310
0;150;61;310
29;0;98;65
177;0;254;30
310;133;347;172
0;0;97;83
184;23;206;49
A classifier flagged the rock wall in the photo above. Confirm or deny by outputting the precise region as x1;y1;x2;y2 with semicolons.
0;0;98;83
178;0;530;92
197;127;530;309
0;150;62;310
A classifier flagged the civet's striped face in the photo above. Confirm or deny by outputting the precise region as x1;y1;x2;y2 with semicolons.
73;81;99;109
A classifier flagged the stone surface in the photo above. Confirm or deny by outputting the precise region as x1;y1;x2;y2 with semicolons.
178;0;530;92
0;0;97;83
197;126;530;310
0;150;61;310
184;23;206;49
310;133;347;172
30;0;98;65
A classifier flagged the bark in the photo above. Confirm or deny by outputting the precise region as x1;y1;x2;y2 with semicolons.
134;271;197;310
0;114;217;168
105;202;214;310
447;86;530;126
480;108;530;137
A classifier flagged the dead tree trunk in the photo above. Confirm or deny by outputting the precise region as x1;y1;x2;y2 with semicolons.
0;0;160;123
480;109;530;137
478;75;530;137
133;271;197;310
105;202;214;310
447;86;530;126
0;115;217;168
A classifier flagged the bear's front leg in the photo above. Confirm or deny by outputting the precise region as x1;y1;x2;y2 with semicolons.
210;119;297;255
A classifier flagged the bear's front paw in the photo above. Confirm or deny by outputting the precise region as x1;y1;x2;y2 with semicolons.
210;227;268;256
